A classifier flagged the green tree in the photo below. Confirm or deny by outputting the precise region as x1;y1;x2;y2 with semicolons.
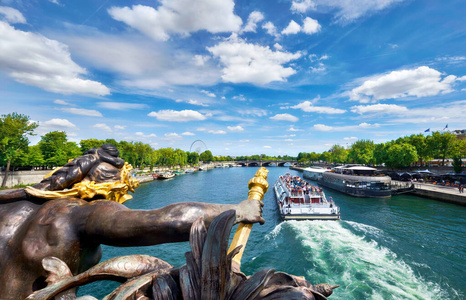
39;131;80;167
118;141;137;166
329;145;348;163
428;132;457;166
0;113;38;187
80;139;105;154
27;145;44;168
406;134;432;166
373;142;389;166
385;143;418;169
348;139;375;165
319;152;331;163
199;150;214;162
452;156;463;174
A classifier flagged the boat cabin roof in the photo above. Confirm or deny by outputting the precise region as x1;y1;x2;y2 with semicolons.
304;167;328;173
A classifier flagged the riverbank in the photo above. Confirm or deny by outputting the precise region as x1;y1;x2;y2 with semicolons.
410;182;466;206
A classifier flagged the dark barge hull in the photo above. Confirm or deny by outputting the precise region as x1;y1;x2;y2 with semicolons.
319;180;392;198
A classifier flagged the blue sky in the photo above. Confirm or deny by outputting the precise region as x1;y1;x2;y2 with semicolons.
1;0;465;156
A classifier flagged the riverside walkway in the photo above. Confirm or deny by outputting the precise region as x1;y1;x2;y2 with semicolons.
409;181;466;206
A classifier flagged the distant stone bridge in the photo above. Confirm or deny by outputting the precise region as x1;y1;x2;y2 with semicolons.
233;160;296;167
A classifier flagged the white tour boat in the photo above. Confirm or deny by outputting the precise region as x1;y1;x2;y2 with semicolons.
273;173;340;221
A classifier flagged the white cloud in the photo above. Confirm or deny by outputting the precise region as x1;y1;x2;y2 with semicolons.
201;90;216;97
61;108;103;117
61;31;221;90
270;113;299;122
262;21;279;37
241;11;264;33
0;7;26;24
175;99;210;107
387;100;466;124
291;0;315;13
303;0;405;24
207;34;301;85
97;102;148;110
148;109;207;122
302;17;321;34
350;66;456;103
182;131;195;136
344;137;358;140
92;123;112;132
136;132;157;138
0;22;109;95
237;108;268;117
164;133;182;140
313;123;380;132
240;139;250;143
264;145;272;149
232;94;247;101
227;125;244;132
193;55;210;66
291;100;345;114
114;125;126;130
274;43;283;50
282;20;301;35
108;1;242;41
287;126;303;132
313;124;333;131
351;104;408;114
281;18;321;35
208;130;227;134
54;99;73;106
42;118;77;129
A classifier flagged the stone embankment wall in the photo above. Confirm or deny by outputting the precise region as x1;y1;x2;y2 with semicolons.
0;170;49;188
410;183;466;206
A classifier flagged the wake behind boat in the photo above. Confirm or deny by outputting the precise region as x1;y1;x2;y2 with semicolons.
273;173;340;221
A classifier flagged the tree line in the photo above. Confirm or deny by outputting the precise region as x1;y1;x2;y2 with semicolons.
298;133;466;172
2;112;465;187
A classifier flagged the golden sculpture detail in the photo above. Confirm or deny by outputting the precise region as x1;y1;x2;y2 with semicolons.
228;167;269;267
25;162;140;204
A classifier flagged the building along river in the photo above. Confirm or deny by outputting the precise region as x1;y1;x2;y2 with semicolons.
80;167;465;299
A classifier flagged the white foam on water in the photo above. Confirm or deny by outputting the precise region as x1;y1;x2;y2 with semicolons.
281;220;450;299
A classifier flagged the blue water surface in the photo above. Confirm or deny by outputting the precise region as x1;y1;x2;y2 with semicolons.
80;167;466;299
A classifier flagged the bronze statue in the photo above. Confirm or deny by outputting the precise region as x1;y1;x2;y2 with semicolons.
0;144;337;299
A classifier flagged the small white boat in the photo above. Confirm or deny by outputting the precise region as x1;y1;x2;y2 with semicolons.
185;168;195;173
273;173;340;221
157;172;175;179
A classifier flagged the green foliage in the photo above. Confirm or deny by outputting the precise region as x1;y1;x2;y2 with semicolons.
0;113;38;186
452;156;463;174
348;139;375;165
27;145;44;166
405;134;432;166
199;150;214;162
329;144;348;163
38;131;81;167
187;152;199;165
385;143;418;169
319;152;331;163
428;132;458;166
0;112;38;166
80;139;105;154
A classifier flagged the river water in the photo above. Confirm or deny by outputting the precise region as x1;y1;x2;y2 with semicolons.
80;167;465;299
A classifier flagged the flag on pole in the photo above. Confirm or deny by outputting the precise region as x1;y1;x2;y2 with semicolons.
443;124;448;130
424;128;430;132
